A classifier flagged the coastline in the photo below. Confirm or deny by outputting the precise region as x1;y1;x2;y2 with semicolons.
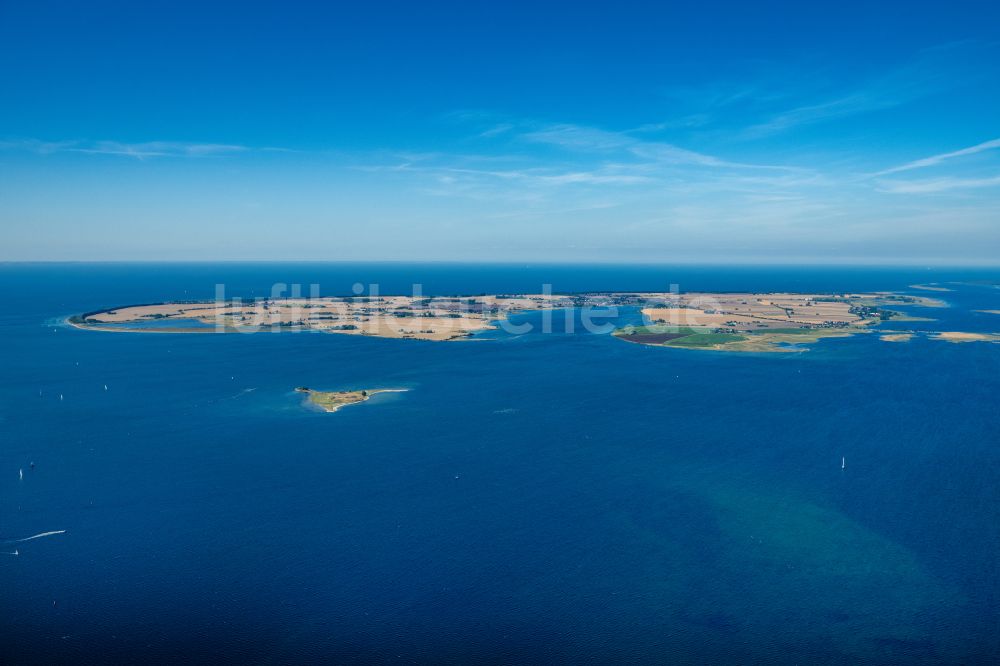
66;317;230;334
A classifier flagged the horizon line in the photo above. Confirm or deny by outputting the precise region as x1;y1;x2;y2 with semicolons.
3;259;1000;268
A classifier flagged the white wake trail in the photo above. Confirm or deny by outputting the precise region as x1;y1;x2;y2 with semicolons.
5;530;66;543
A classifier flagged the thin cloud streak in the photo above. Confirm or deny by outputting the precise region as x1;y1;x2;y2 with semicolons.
521;122;799;171
876;174;1000;193
361;162;655;187
875;137;1000;175
740;93;891;139
738;42;986;139
1;138;254;159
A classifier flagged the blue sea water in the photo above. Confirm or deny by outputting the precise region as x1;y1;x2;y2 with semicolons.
1;263;999;664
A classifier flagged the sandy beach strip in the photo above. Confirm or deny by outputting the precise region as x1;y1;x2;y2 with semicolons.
909;284;953;292
930;332;1000;343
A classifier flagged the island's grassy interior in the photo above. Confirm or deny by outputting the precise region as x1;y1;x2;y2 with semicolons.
295;387;371;412
295;387;408;412
614;324;866;352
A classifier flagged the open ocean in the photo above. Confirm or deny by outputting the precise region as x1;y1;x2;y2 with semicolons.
1;262;999;664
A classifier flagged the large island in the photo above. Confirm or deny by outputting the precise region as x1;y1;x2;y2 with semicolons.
69;294;579;340
69;290;952;352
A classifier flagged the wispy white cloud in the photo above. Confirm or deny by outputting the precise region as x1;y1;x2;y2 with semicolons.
73;141;249;158
532;171;653;185
1;138;253;159
364;161;655;189
521;124;634;152
478;123;515;138
630;114;713;132
0;139;78;154
354;114;837;211
876;175;1000;194
875;137;1000;175
521;122;797;171
737;42;988;139
740;92;890;139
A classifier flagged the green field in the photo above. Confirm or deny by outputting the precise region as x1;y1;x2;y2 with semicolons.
615;324;748;348
666;332;747;347
747;328;819;335
615;325;705;336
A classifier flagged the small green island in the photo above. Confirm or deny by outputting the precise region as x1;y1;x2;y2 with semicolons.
614;325;866;353
295;387;409;412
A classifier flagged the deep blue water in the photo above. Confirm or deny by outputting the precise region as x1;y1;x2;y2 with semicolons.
2;263;1000;664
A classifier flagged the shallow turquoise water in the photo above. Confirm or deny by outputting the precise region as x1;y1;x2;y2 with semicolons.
1;263;999;663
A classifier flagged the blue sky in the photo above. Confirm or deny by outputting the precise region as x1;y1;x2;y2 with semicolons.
2;0;999;263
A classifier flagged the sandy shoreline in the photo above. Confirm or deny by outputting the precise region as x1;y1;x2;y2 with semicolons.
66;319;228;334
930;332;1000;343
909;284;953;292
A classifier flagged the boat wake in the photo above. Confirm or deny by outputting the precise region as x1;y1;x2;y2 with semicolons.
3;530;66;543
